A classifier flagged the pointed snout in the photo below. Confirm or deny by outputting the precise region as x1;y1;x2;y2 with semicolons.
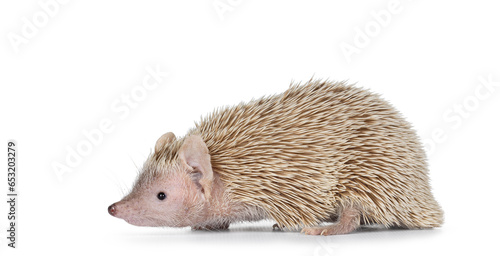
107;200;148;226
108;203;117;216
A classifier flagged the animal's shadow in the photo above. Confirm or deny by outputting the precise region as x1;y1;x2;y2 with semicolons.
120;222;442;246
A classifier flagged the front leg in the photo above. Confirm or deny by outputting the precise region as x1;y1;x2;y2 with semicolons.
191;222;230;231
272;223;284;231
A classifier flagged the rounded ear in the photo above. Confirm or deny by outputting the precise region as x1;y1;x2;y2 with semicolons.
155;132;176;153
178;135;213;201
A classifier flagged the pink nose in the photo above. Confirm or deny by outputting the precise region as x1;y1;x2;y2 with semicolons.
108;204;117;216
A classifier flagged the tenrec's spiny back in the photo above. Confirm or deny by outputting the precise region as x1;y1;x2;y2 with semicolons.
173;80;443;229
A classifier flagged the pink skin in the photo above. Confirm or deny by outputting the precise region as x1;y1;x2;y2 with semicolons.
109;171;203;227
108;134;223;228
109;167;236;228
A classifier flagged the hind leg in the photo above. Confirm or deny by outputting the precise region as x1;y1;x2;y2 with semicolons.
302;206;360;235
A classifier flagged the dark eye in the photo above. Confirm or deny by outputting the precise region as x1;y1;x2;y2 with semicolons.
157;192;166;200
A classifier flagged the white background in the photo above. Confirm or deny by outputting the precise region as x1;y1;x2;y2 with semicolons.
1;0;499;255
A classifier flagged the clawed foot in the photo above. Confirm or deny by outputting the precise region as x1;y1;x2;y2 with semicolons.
272;223;284;231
